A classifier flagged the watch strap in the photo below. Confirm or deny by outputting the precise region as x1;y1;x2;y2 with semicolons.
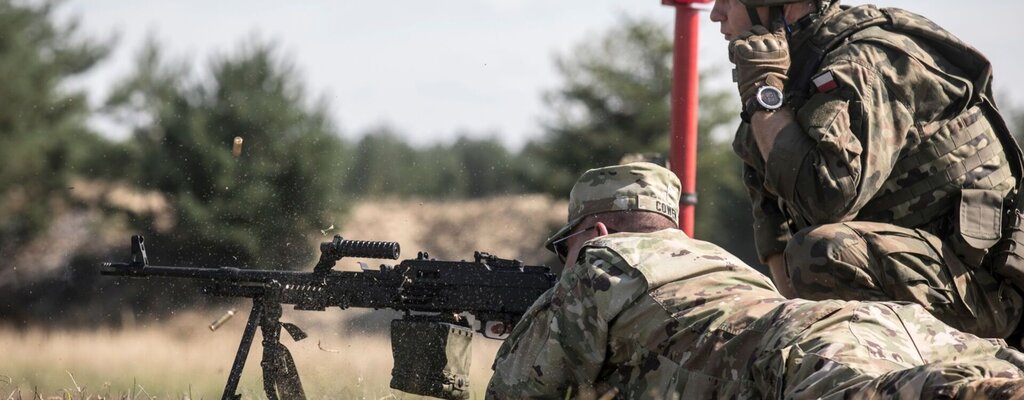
742;96;769;123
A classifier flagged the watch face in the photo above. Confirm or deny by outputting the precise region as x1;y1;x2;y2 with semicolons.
756;86;784;110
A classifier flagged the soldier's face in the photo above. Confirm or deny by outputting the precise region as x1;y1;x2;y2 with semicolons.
562;221;612;270
710;0;758;41
562;227;595;270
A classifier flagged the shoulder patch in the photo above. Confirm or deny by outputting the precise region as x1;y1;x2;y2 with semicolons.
812;70;839;93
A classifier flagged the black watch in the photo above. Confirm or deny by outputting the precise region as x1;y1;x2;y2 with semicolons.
741;86;785;123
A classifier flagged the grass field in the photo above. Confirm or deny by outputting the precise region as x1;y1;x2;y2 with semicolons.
0;311;503;399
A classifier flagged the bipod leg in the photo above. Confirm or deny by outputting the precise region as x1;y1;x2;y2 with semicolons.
259;296;307;400
221;298;263;400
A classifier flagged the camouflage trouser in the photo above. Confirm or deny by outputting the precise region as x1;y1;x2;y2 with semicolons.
755;301;1024;399
784;221;1023;338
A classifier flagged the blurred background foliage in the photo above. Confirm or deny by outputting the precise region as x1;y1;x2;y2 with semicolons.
0;0;111;256
103;40;347;269
5;0;1022;325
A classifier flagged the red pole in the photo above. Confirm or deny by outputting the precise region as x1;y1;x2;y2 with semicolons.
664;1;706;237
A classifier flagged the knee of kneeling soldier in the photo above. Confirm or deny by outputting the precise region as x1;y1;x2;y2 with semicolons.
784;223;868;292
785;223;864;267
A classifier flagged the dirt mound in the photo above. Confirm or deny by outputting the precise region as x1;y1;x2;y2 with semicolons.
336;194;567;269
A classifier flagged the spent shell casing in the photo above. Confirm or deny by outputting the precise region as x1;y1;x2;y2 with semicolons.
209;309;237;331
232;137;244;158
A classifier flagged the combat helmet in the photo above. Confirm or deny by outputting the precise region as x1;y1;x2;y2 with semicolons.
737;0;833;29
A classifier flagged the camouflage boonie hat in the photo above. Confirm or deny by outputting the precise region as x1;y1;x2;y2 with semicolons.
543;162;681;253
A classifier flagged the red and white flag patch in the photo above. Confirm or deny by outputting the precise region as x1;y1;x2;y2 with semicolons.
813;70;838;93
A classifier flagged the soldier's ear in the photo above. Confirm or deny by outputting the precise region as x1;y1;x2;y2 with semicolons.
595;222;610;237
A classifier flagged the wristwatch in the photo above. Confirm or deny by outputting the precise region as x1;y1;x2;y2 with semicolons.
742;85;785;123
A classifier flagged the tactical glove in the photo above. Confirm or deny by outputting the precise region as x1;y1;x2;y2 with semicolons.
729;25;791;106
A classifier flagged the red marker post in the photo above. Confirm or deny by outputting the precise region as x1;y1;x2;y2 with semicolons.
662;0;712;237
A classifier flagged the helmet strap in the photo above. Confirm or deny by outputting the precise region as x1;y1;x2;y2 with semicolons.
771;6;789;34
746;6;763;27
746;5;787;31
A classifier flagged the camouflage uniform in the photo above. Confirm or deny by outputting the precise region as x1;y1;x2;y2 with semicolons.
732;2;1024;337
488;229;1024;399
487;163;1024;399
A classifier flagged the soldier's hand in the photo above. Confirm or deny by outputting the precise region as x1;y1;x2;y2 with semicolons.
729;25;791;106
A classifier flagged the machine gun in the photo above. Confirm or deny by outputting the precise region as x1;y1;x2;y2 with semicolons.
102;235;555;400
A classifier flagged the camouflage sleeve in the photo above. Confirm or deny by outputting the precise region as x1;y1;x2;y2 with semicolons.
486;246;648;398
762;56;913;224
734;123;793;262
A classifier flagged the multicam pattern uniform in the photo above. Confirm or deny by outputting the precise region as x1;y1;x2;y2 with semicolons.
487;229;1024;399
732;3;1023;337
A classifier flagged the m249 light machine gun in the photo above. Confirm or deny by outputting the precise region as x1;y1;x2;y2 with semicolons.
101;235;555;400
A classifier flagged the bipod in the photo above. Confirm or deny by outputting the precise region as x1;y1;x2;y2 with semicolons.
222;281;308;400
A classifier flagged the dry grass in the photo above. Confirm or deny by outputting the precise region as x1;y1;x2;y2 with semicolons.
0;311;503;399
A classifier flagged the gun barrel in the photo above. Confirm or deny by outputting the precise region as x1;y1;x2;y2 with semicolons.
101;263;330;284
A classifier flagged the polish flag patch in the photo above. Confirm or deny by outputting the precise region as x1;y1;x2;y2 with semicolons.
813;70;838;93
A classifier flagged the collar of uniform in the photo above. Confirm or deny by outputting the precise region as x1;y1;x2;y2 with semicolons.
790;14;815;34
787;1;842;56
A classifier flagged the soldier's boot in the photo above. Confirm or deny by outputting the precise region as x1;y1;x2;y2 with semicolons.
957;377;1024;400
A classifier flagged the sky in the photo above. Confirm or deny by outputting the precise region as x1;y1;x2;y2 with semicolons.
61;1;1024;149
